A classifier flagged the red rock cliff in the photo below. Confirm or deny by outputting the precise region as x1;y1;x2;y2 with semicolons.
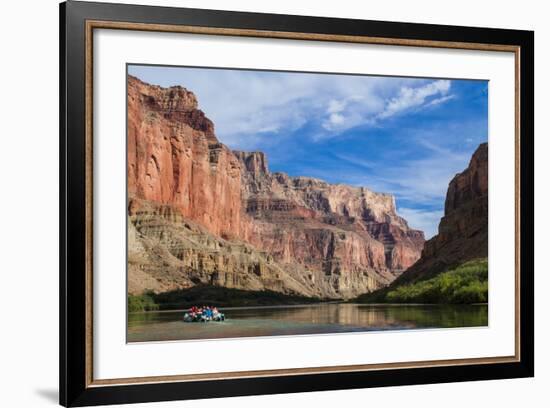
234;151;425;293
127;76;425;298
128;77;243;239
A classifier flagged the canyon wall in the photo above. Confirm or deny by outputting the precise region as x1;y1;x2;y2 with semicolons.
127;76;425;299
127;77;242;239
389;142;488;286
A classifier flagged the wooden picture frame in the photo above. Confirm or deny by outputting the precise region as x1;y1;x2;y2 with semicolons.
60;1;534;406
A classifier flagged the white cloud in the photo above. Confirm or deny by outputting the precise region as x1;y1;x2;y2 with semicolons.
257;125;281;133
320;95;379;133
319;80;454;134
327;99;346;114
327;112;345;126
425;94;456;108
130;66;457;148
181;70;389;147
378;80;452;119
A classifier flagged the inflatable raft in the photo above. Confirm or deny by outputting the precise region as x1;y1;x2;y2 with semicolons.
183;307;225;323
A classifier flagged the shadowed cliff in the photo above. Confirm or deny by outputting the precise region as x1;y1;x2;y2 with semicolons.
357;143;488;303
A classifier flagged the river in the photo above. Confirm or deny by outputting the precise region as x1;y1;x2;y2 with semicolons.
127;303;488;342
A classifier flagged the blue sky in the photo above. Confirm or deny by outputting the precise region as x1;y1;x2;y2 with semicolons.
128;65;488;238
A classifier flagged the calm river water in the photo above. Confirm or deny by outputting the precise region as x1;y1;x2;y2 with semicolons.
127;303;488;342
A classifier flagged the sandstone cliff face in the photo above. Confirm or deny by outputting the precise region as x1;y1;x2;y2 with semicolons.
234;151;425;297
391;143;488;285
127;76;425;299
127;199;320;296
128;77;242;239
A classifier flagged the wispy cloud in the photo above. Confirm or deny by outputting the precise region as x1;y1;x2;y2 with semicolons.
311;79;455;137
425;94;456;108
318;80;455;135
333;154;375;169
129;66;456;148
320;95;377;133
377;80;452;119
397;207;443;238
336;141;471;205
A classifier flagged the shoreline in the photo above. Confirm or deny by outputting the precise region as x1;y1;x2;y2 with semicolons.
129;302;489;314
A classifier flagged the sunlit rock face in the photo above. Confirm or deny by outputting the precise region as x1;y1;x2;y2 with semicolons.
127;76;425;299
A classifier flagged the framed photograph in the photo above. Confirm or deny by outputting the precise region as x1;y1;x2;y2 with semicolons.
60;1;534;406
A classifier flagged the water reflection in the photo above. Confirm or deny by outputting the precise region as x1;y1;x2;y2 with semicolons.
128;303;488;342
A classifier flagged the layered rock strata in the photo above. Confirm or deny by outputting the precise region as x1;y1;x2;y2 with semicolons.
127;75;425;299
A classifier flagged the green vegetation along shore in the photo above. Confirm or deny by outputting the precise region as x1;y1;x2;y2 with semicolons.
128;259;488;312
128;291;159;312
128;285;323;312
356;258;488;304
